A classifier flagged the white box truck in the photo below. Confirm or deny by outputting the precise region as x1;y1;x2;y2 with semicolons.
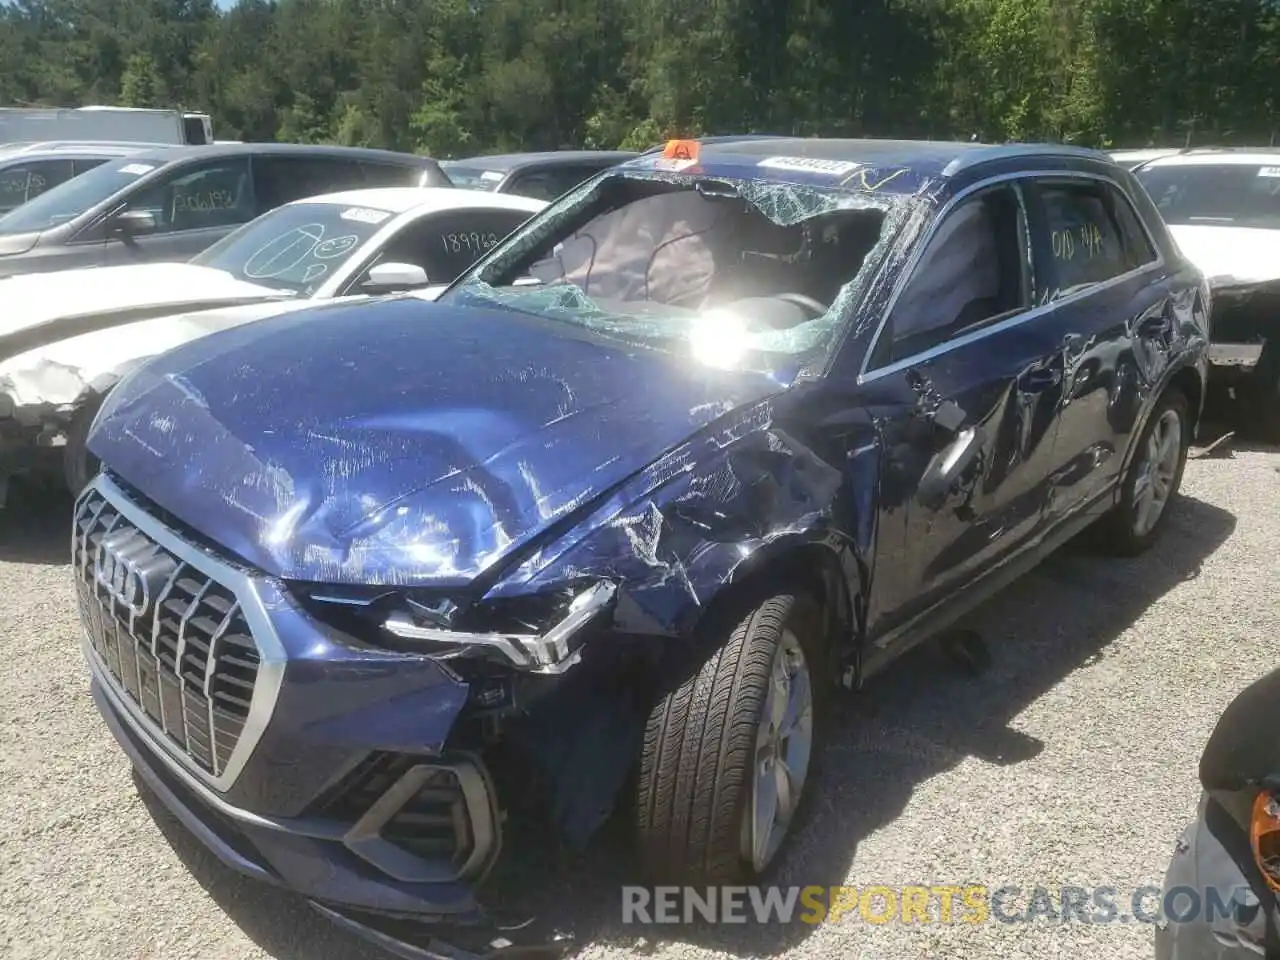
0;107;214;146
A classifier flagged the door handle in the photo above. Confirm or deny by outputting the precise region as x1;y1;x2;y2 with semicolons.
918;425;986;509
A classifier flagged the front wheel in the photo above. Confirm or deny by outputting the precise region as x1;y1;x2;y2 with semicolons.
635;589;826;884
1093;389;1190;556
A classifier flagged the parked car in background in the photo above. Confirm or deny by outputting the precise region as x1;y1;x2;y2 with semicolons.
1110;148;1184;169
440;149;636;199
75;137;1207;959
0;143;452;280
0;186;544;501
1157;666;1280;959
0;142;168;216
1133;149;1280;436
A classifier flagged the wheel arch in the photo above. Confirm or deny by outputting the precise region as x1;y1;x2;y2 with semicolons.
679;534;862;687
1120;359;1202;480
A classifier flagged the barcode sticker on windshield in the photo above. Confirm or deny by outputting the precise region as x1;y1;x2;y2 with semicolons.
1259;167;1280;177
339;207;391;224
118;163;156;176
757;156;862;176
480;171;504;182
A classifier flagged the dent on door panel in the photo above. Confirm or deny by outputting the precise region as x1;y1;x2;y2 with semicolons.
915;348;1062;585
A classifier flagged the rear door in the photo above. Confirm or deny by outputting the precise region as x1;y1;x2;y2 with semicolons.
856;179;1066;644
252;155;371;210
1023;176;1167;524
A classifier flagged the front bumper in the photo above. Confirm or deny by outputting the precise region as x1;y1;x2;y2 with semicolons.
75;472;573;958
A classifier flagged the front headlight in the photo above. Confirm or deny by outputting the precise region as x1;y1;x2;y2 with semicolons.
381;580;617;674
1251;791;1280;892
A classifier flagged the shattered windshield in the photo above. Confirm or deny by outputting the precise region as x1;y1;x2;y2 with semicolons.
438;172;902;376
190;200;394;296
1136;162;1280;229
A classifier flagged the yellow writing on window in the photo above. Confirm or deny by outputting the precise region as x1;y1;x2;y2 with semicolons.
1052;222;1105;261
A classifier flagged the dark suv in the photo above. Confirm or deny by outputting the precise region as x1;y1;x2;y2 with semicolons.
0;142;451;278
441;150;636;200
76;137;1208;957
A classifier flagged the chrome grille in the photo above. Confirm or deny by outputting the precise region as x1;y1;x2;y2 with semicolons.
74;487;261;776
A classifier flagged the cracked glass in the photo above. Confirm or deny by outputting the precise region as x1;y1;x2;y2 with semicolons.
438;169;917;377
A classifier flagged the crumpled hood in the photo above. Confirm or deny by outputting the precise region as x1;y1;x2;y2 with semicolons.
89;297;784;586
0;262;287;358
1169;224;1280;287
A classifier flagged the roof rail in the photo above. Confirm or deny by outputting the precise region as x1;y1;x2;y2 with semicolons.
942;141;1112;177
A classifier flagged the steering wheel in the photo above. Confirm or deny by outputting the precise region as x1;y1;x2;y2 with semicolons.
773;292;828;317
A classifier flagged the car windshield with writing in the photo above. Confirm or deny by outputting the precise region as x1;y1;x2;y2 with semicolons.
0;159;161;235
1135;162;1280;229
191;201;395;295
438;164;504;191
438;172;896;377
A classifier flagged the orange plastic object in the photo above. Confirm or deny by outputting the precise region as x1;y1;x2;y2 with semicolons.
661;139;700;162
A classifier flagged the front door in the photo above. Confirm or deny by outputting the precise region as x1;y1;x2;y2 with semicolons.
82;156;257;267
856;181;1066;650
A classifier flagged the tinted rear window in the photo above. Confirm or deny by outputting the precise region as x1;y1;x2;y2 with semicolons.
440;165;504;191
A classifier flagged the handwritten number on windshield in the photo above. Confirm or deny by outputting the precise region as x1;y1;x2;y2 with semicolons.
442;232;499;254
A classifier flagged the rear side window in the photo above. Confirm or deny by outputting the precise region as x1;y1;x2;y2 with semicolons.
72;158;108;177
1036;183;1130;299
252;156;368;209
1107;184;1159;270
359;161;429;188
503;167;596;201
0;159;75;214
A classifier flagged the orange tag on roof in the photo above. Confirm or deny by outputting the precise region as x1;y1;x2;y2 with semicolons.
662;139;700;162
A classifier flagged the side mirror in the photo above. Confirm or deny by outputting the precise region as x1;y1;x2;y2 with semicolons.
110;209;159;238
1199;668;1280;792
917;425;985;509
362;262;429;293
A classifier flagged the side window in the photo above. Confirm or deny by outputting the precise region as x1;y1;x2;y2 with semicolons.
1106;184;1158;270
359;162;425;188
252;156;367;209
884;185;1030;364
1036;183;1130;299
355;209;533;289
125;158;254;233
72;158;109;177
503;168;592;201
0;159;75;214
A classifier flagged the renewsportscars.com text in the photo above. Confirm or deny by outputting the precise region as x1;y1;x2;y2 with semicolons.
621;884;1253;925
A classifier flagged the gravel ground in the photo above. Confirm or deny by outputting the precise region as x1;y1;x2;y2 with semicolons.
1;443;1277;960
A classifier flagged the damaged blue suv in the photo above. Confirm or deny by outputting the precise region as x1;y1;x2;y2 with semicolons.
75;137;1209;956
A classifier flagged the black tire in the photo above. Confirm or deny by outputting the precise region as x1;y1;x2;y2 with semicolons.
1092;389;1190;556
63;394;105;497
636;589;827;884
